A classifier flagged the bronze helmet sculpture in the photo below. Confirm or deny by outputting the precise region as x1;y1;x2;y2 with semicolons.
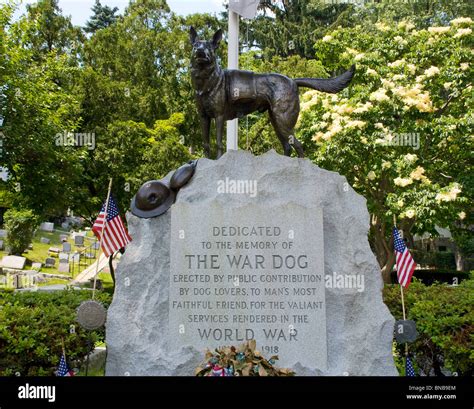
131;160;198;218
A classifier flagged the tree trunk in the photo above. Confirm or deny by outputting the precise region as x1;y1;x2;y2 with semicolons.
370;215;394;284
381;251;396;284
454;247;465;271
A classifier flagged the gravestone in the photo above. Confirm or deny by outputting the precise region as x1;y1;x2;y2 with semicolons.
58;262;70;273
71;253;80;263
48;247;60;255
40;222;54;232
1;255;26;270
0;240;3;250
62;242;72;252
74;235;85;246
32;262;42;270
45;258;56;267
40;237;51;244
60;234;69;242
106;150;397;376
59;252;69;262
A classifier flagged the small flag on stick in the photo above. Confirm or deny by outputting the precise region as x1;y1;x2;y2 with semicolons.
393;227;416;288
405;356;416;377
57;354;75;376
92;195;131;257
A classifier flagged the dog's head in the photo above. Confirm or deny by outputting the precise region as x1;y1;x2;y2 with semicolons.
189;27;223;67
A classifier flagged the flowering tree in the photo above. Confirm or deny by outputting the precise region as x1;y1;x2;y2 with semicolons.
297;18;473;282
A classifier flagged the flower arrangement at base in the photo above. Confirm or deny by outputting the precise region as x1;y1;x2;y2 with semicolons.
195;340;295;376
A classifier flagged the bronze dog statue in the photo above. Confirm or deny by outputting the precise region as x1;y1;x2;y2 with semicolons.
190;27;355;158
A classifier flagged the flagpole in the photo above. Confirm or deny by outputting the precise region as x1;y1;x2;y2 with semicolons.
92;178;113;300
61;336;66;359
226;9;239;151
394;214;409;359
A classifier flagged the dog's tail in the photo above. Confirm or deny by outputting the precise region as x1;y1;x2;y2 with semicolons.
294;65;355;94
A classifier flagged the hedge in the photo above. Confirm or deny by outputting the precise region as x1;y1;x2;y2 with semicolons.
383;277;473;376
0;289;111;376
390;269;470;285
411;250;456;270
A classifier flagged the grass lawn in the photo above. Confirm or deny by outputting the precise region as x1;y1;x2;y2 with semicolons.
79;271;115;294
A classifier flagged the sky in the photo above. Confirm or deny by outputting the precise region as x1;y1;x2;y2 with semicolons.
10;0;227;26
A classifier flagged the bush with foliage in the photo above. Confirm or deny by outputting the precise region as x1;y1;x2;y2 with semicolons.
383;278;473;375
297;17;473;281
0;289;111;376
195;340;295;376
412;250;456;269
3;208;38;255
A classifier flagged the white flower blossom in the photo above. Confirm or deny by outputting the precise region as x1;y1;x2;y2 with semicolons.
369;88;390;102
428;26;450;34
353;101;373;114
406;64;417;75
435;184;462;202
404;153;418;163
388;59;406;68
375;22;390;32
394;177;413;187
424;66;440;77
394;35;408;45
451;17;473;26
454;28;472;38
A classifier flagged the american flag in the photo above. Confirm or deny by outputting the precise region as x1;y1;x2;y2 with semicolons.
393;227;416;288
405;356;416;377
57;354;75;376
92;195;131;257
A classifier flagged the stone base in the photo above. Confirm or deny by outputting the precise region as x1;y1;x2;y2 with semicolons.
105;150;397;376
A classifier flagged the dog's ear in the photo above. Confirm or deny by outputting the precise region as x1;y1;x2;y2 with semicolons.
189;26;198;45
212;29;223;49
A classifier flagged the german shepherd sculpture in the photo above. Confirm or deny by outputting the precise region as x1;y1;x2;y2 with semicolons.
190;27;355;158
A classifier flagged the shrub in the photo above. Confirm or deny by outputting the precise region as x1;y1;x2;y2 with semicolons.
412;250;456;270
3;208;38;255
383;277;473;376
390;269;470;285
0;289;111;376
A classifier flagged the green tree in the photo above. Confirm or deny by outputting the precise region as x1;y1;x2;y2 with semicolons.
246;0;353;59
84;0;119;34
1;3;84;218
24;0;83;59
297;18;473;282
4;208;38;255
